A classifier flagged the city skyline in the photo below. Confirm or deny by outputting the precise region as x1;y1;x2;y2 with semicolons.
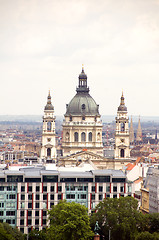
1;0;159;116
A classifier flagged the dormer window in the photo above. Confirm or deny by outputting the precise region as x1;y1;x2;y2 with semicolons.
82;104;85;110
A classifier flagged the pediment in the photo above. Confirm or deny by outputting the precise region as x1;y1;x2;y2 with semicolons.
62;150;104;161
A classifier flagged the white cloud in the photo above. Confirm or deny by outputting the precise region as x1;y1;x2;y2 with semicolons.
0;0;159;116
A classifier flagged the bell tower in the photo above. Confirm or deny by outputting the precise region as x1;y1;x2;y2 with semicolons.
114;92;130;160
41;91;56;162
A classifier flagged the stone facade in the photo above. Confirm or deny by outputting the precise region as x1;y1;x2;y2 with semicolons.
41;92;56;162
114;93;130;160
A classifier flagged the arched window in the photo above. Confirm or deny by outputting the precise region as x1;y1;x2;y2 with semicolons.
65;132;69;142
74;132;78;142
120;149;125;158
97;132;100;141
47;148;51;157
81;132;86;142
47;122;51;131
88;132;92;142
121;122;125;132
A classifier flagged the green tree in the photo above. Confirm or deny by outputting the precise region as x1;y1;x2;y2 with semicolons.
135;231;159;240
48;200;94;240
28;228;48;240
0;222;25;240
90;197;141;240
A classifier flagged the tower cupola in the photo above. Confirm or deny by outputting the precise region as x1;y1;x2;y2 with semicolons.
118;92;127;112
44;91;54;111
76;66;89;93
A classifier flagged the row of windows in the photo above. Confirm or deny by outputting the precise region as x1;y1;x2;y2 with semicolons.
0;177;126;183
20;218;47;226
21;201;55;209
20;210;47;217
21;186;57;192
66;194;87;200
21;194;54;201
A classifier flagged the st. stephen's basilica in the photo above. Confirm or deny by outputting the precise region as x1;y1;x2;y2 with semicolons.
41;66;131;170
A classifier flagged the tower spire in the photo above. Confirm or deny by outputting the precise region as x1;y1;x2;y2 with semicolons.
129;116;134;143
136;116;142;142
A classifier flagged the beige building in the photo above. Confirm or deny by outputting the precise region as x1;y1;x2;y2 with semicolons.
41;92;56;162
114;93;130;161
62;67;103;157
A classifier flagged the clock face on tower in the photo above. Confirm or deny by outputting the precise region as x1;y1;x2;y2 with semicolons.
120;138;125;143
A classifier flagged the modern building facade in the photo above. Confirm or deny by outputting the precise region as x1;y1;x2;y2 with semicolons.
41;92;56;162
62;67;103;156
0;167;134;234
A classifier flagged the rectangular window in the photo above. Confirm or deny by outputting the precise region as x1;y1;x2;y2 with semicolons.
91;194;95;200
50;194;54;200
9;194;16;199
99;186;103;192
0;203;4;208
112;178;126;183
66;194;75;199
36;186;40;192
0;178;5;182
91;186;95;192
7;175;23;182
43;219;46;225
113;186;117;192
7;186;12;191
21;186;25;192
50;202;54;208
25;178;41;182
43;194;47;200
28;186;32;192
77;178;93;182
58;186;62;192
6;211;15;216
95;176;110;183
36;194;40;200
120;186;124;192
113;194;117;198
28;194;32;200
43;175;58;182
43;186;47;192
36;203;39;209
28;219;32;225
28;211;32;217
60;178;76;182
43;211;47;216
80;194;86;199
58;194;62;200
50;186;54;192
28;203;32;209
0;211;3;216
35;211;39;217
20;211;24;217
99;194;103;200
106;186;110;192
35;219;39;225
0;187;4;191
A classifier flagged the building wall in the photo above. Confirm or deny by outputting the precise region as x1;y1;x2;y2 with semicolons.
0;169;134;234
62;115;103;156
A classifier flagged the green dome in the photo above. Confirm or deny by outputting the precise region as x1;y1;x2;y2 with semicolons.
65;92;100;116
65;68;100;116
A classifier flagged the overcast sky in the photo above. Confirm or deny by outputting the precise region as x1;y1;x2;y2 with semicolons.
0;0;159;117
